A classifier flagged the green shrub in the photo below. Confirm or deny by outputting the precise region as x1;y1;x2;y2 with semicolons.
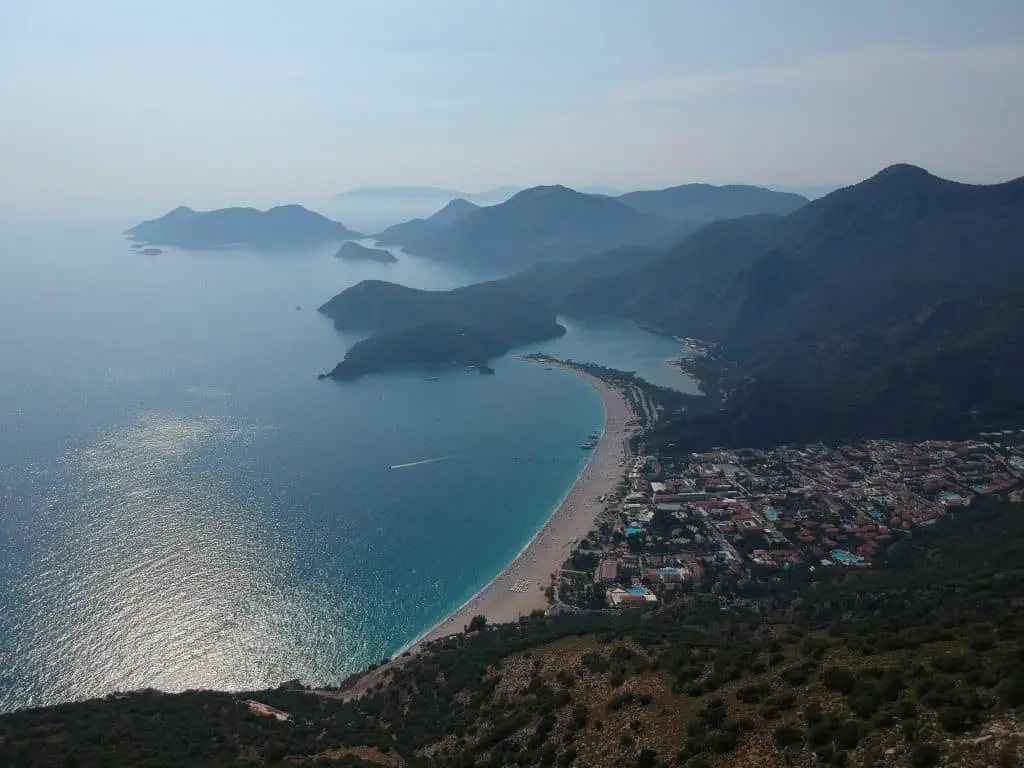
772;725;803;747
822;666;857;694
910;743;941;768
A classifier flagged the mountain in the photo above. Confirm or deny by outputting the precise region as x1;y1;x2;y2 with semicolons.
399;185;689;272
617;183;808;223
372;198;479;247
332;241;397;263
569;164;1024;446
125;205;363;251
344;164;1024;446
317;280;564;379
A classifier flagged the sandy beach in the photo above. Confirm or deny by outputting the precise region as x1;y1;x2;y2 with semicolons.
329;361;637;699
416;361;636;644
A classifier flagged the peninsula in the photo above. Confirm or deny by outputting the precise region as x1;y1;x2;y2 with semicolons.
316;280;565;379
125;204;363;251
332;241;397;263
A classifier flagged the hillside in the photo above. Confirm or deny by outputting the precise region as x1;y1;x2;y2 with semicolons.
317;281;564;379
395;185;688;273
4;499;1024;767
636;166;1024;448
125;205;363;250
333;241;398;263
485;165;1024;448
339;164;1024;445
373;198;479;248
618;183;807;223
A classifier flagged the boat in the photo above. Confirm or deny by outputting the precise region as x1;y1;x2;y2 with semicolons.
425;376;438;382
580;440;597;450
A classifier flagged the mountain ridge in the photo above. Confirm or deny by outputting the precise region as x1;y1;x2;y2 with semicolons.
126;204;363;251
372;198;479;247
394;184;689;273
617;182;808;223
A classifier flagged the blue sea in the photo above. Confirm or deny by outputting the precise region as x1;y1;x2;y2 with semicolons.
0;218;694;711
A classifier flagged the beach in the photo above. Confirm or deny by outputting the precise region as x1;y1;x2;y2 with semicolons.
416;361;636;643
328;360;637;700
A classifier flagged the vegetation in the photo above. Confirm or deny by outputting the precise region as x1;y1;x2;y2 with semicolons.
423;164;1024;451
317;281;565;379
385;184;688;272
617;183;807;223
333;241;398;263
5;500;1024;767
125;204;363;250
373;198;479;247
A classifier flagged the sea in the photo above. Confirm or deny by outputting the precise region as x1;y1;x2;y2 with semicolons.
0;215;696;712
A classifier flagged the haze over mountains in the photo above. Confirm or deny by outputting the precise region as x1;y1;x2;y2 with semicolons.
126;204;363;251
336;185;521;204
370;182;808;271
373;198;479;247
321;164;1024;447
126;166;1024;446
617;183;807;222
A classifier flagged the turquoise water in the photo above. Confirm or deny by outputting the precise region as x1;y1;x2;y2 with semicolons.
523;316;701;393
831;551;862;564
0;217;691;711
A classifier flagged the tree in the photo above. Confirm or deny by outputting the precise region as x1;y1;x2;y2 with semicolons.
467;615;488;632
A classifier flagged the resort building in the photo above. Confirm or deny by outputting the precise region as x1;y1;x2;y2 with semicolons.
606;586;658;608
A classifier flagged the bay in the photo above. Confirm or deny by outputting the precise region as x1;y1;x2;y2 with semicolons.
0;220;692;711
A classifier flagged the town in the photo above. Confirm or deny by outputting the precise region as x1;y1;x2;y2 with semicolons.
556;433;1024;610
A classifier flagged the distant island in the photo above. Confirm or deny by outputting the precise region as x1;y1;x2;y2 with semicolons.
125;204;363;251
316;280;564;379
333;241;397;263
372;198;478;247
130;244;165;255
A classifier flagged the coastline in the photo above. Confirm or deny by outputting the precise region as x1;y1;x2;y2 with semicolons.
408;359;637;647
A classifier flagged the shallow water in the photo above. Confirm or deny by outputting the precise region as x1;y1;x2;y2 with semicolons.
0;219;693;710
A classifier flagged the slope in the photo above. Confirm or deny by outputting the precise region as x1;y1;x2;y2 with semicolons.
125;205;364;250
317;280;564;379
373;198;479;247
618;183;808;223
401;185;688;273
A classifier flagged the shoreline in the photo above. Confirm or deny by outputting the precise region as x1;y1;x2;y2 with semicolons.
403;359;637;649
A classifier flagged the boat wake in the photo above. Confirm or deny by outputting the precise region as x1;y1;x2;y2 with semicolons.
389;455;456;470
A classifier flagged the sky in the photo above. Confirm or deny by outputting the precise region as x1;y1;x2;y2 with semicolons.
1;0;1023;212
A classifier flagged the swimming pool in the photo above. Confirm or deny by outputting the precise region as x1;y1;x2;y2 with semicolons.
831;550;863;564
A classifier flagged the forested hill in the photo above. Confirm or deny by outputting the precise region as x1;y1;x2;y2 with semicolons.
317;280;564;379
372;198;479;247
125;205;363;250
617;182;807;223
505;164;1024;448
381;185;687;272
311;164;1024;429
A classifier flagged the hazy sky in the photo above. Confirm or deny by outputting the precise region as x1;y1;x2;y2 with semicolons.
2;0;1023;210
